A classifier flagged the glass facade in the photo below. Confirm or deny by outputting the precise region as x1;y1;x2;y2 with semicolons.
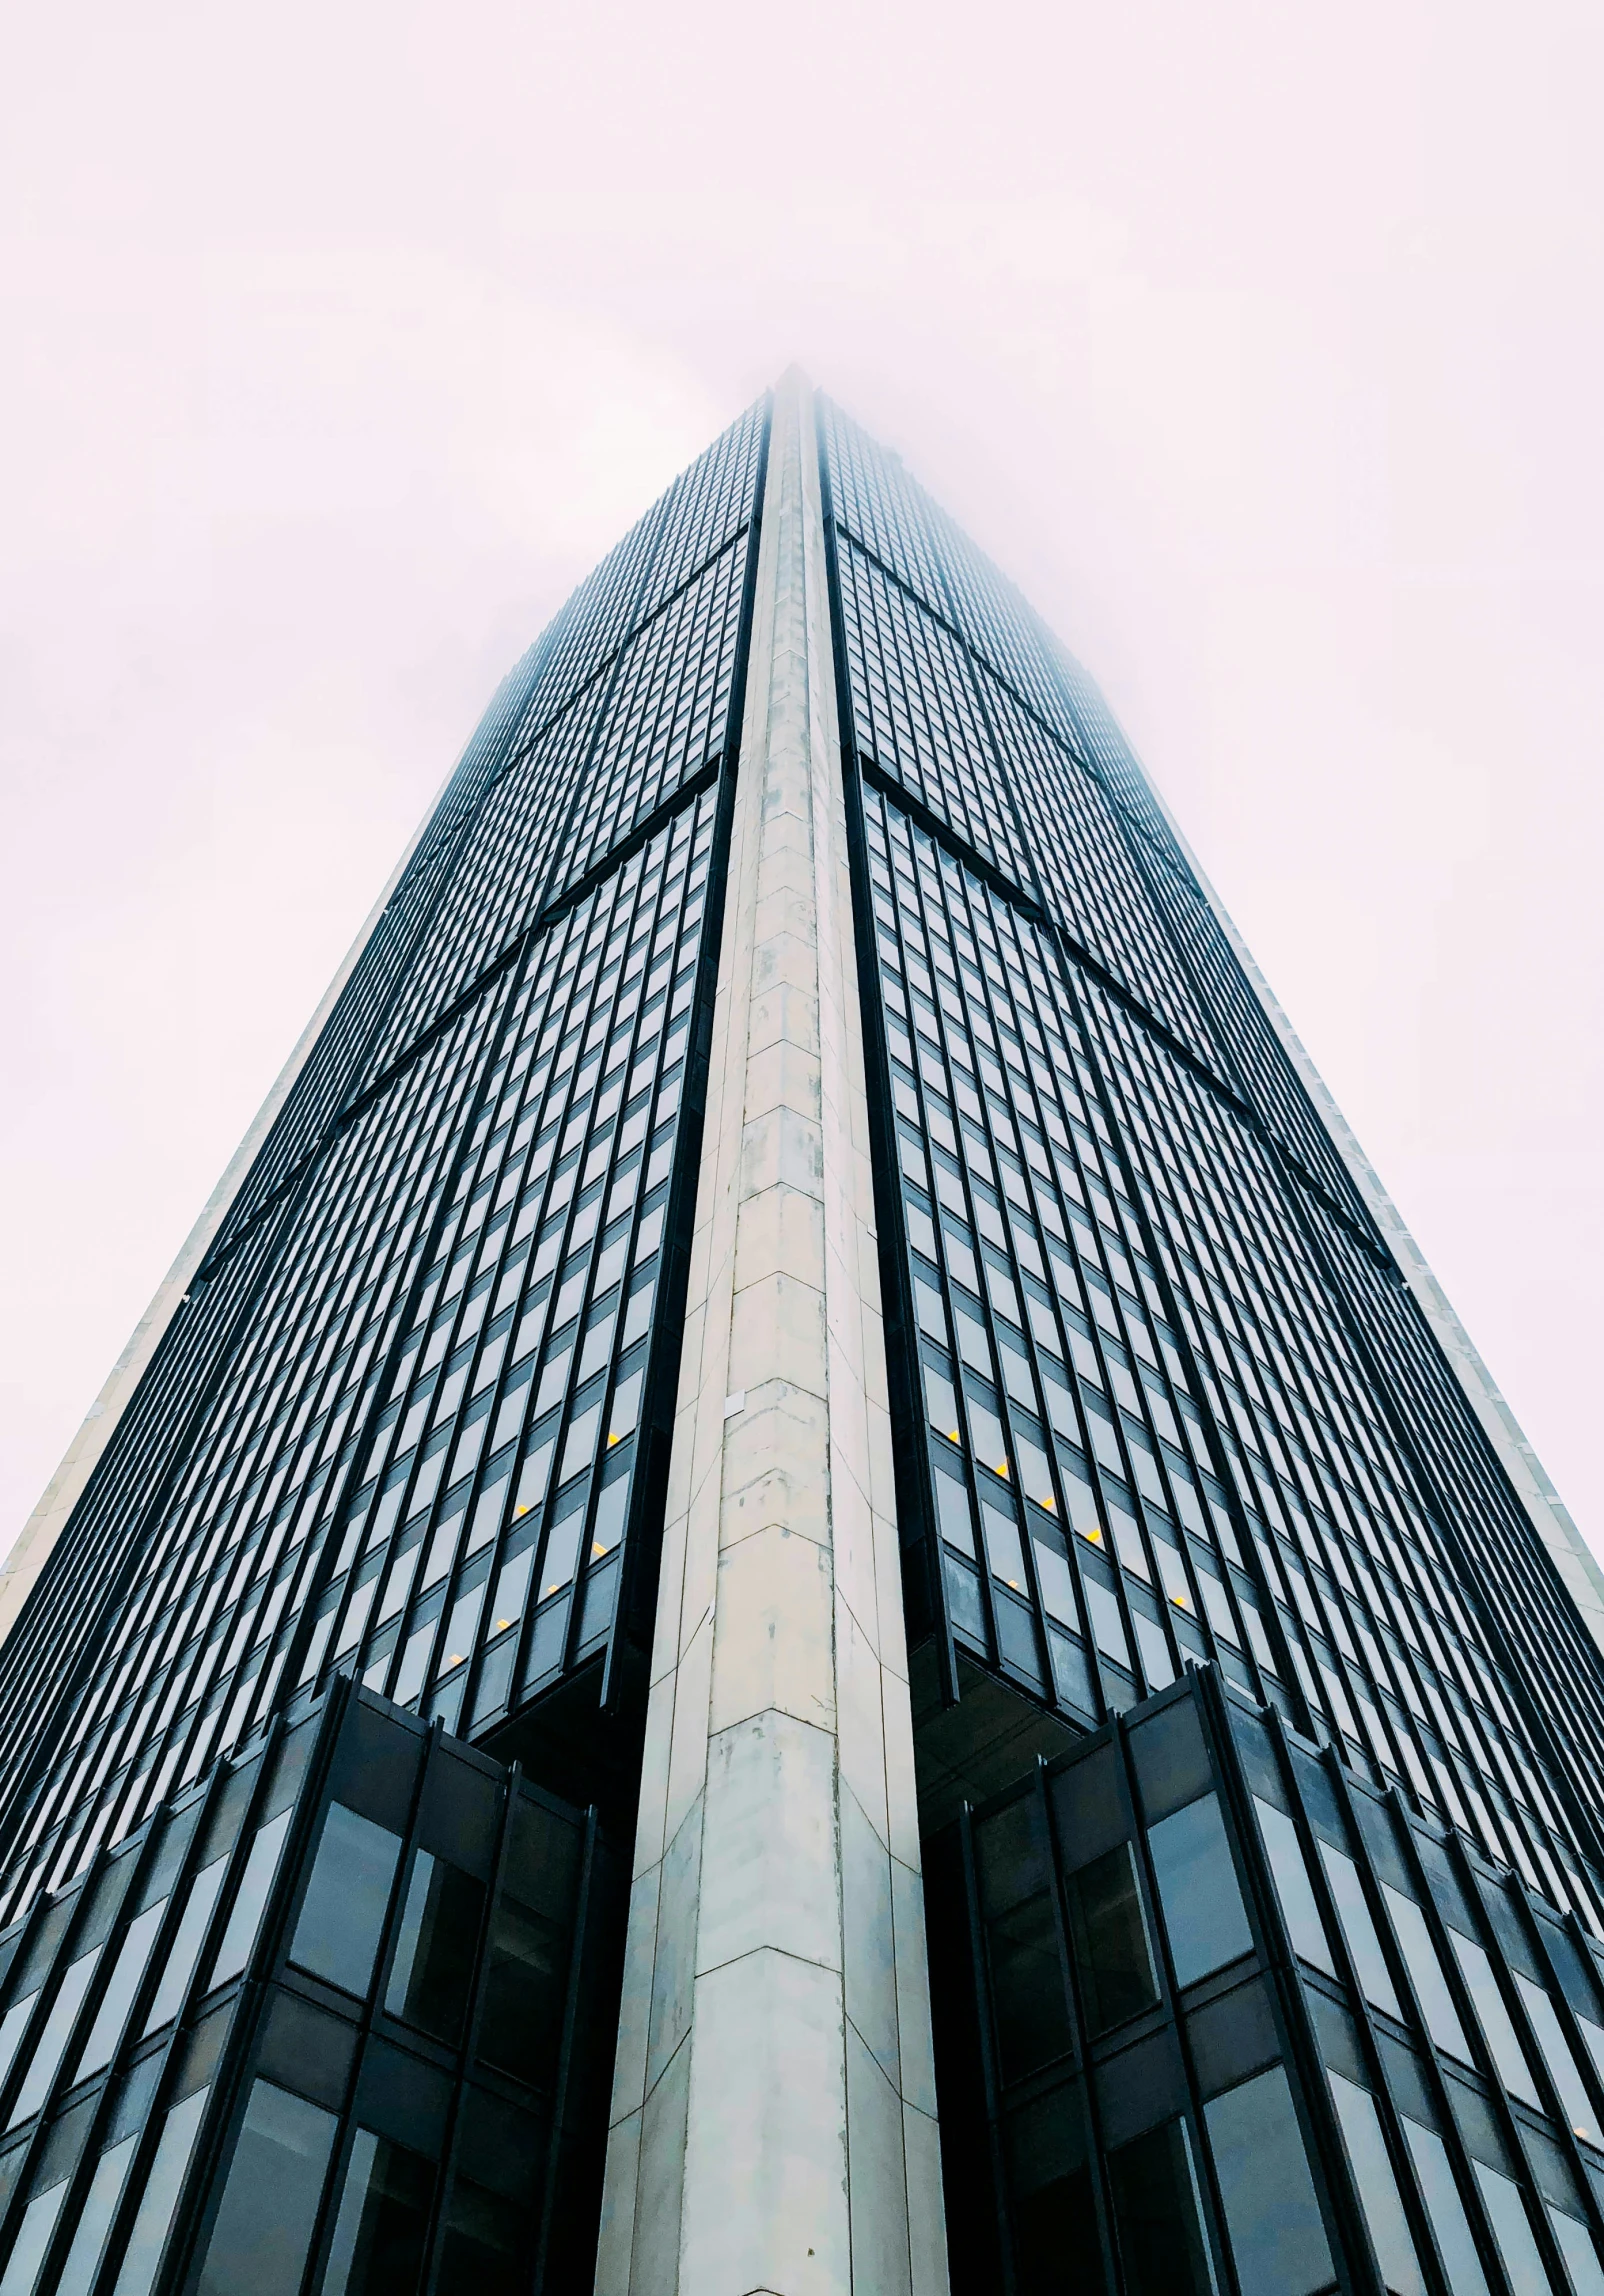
816;396;1604;2291
929;1670;1604;2296
0;1683;620;2296
4;377;1603;2290
0;400;766;1922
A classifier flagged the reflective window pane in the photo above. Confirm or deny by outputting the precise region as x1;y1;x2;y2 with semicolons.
1514;1972;1598;2141
74;1901;166;2082
1449;1933;1542;2105
0;2181;67;2296
55;2130;141;2296
197;2079;337;2296
1548;2205;1604;2296
144;1857;228;2035
1399;2117;1491;2296
1254;1800;1334;1978
1473;2162;1552;2296
1147;1794;1252;1988
209;1809;294;1988
1317;1841;1402;2019
7;1950;97;2128
290;1805;401;2000
1204;2064;1333;2296
111;2083;210;2296
320;2129;434;2296
1381;1886;1469;2061
1327;2071;1425;2296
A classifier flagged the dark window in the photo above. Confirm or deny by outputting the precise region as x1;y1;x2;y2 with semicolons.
433;2179;524;2296
1063;1842;1158;2035
385;1854;485;2046
197;2079;337;2296
291;1806;402;2000
476;1803;577;2090
1006;2086;1102;2295
977;1801;1073;2083
986;1888;1071;2084
1147;1794;1251;1988
321;2130;434;2296
1105;2117;1214;2296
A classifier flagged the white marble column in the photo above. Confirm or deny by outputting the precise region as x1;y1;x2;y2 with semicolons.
594;371;948;2296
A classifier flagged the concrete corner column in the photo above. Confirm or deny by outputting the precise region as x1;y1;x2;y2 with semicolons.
594;372;948;2296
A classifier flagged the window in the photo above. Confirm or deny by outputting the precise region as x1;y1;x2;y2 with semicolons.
1147;1795;1251;1988
435;2179;524;2296
1399;2117;1490;2296
0;2177;68;2296
143;1856;228;2034
1513;1971;1597;2140
1327;2071;1424;2296
1447;1933;1541;2105
476;1804;576;2091
1317;1841;1401;2018
7;1951;98;2127
1204;2064;1333;2296
1472;2162;1551;2296
73;1903;166;2083
1253;1800;1334;1977
385;1853;485;2046
1105;2117;1214;2296
55;2129;142;2296
209;1808;294;1988
290;1806;402;2000
110;2084;211;2296
321;2130;435;2296
1062;1842;1158;2035
1381;1886;1469;2060
1005;2087;1098;2291
198;2080;337;2296
1547;2206;1604;2296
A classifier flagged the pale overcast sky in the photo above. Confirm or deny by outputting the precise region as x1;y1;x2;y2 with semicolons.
4;0;1601;1559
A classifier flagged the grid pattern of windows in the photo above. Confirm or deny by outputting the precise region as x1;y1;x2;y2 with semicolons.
203;397;764;1265
820;391;1373;1226
1236;1692;1604;2296
929;1677;1343;2295
0;1684;619;2296
0;398;769;1930
932;1671;1604;2296
818;399;1604;1957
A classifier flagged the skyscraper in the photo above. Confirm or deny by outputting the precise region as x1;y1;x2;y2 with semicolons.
3;370;1603;2296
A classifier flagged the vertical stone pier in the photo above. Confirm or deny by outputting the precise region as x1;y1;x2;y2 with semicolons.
594;371;947;2296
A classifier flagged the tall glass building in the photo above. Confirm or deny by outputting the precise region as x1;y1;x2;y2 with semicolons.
3;371;1603;2296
